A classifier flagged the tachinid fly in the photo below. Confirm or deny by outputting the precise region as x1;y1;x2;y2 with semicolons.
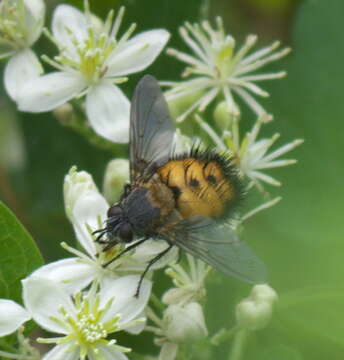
94;75;267;296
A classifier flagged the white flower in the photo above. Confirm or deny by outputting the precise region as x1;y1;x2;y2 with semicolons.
163;17;290;122
32;166;177;294
162;254;210;305
225;115;304;188
16;1;170;143
0;0;45;100
196;114;303;189
0;299;31;336
236;284;278;331
22;276;151;360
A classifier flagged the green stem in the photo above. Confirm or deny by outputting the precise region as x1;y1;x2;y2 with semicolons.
0;339;17;353
211;326;239;346
150;293;165;313
228;329;249;360
0;349;28;359
54;101;125;154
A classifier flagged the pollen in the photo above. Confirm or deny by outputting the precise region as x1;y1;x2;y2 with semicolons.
77;314;108;343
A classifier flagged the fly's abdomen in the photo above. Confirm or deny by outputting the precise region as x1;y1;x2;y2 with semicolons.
157;149;244;220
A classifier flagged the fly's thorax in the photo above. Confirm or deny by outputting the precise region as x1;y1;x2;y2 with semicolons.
119;180;175;235
157;149;244;220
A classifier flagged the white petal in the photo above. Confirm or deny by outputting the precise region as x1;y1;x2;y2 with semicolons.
24;0;45;20
52;5;87;60
120;240;178;271
123;317;146;335
0;299;31;336
100;275;151;325
24;0;45;44
105;29;170;77
4;49;43;101
159;342;178;360
94;344;128;360
42;343;79;360
30;258;95;294
72;191;108;258
17;71;86;112
22;277;75;334
86;83;130;143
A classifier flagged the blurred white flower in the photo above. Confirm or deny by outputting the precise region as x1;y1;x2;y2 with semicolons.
163;17;290;122
22;276;151;360
16;1;169;143
0;0;45;100
0;299;31;337
103;158;130;204
162;254;210;306
32;166;177;294
236;284;278;331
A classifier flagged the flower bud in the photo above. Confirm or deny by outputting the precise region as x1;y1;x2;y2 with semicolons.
163;302;208;343
251;284;278;304
235;284;278;331
63;166;98;220
102;159;129;204
214;101;239;130
236;298;272;331
53;103;74;125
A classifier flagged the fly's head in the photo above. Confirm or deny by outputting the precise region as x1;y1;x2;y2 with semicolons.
94;205;134;247
106;205;133;244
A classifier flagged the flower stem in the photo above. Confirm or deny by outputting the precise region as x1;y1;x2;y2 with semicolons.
54;101;125;154
150;293;165;313
228;329;249;360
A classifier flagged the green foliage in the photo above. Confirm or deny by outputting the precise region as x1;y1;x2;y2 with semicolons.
0;201;43;303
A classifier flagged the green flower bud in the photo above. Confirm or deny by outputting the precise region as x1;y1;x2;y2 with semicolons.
213;101;239;131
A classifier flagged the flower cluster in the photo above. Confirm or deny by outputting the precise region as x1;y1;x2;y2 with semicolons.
145;255;210;360
2;0;169;143
0;166;176;360
0;2;301;360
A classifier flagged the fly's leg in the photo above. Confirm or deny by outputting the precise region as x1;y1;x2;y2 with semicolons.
135;243;173;297
102;237;148;267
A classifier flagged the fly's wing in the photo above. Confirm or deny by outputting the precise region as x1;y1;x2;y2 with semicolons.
165;217;267;284
130;75;175;181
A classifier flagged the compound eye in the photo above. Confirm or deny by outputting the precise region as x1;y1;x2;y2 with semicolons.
107;206;122;218
119;223;133;243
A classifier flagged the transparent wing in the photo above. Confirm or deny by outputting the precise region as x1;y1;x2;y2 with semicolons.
130;75;175;181
167;217;268;284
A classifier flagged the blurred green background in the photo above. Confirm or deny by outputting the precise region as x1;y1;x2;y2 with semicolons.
1;0;344;359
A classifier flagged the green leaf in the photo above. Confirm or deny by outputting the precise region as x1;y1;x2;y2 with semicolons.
256;344;303;360
277;287;344;349
0;201;44;303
